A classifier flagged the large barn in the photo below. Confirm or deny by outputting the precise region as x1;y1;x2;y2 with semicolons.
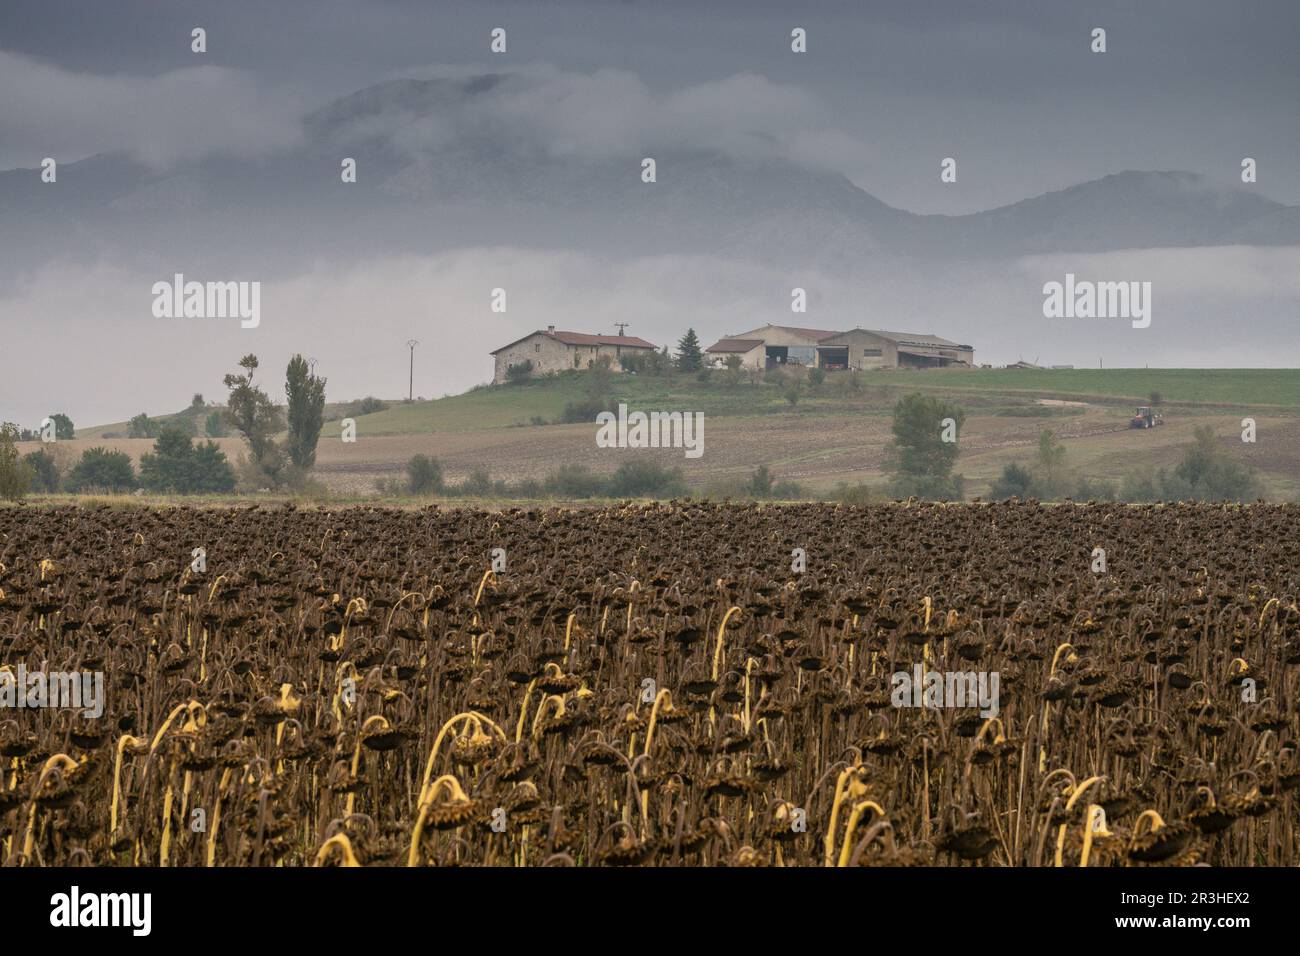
705;324;974;370
490;326;658;383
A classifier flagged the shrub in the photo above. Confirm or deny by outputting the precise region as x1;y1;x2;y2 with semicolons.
770;479;806;499
506;360;533;385
0;424;31;501
407;455;444;494
1172;425;1260;502
1118;471;1160;502
344;397;389;418
833;481;886;505
514;478;543;498
747;465;774;497
66;448;136;493
891;473;965;501
989;462;1035;500
138;428;236;494
460;470;492;497
1073;475;1117;502
543;464;607;499
606;460;685;498
22;449;60;493
560;397;611;424
807;368;826;392
722;355;744;387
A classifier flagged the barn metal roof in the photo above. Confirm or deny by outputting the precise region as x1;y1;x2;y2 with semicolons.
822;328;974;350
704;338;764;353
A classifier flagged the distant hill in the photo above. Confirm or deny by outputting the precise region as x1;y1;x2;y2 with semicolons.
3;74;1297;280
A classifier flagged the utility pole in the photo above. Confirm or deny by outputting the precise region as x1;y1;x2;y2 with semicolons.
615;322;629;337
405;339;419;401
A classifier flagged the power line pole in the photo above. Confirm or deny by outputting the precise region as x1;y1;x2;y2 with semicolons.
405;339;419;401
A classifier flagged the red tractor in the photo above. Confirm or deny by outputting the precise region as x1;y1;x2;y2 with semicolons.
1130;406;1164;429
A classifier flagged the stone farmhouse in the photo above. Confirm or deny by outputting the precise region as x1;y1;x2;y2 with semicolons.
490;326;658;384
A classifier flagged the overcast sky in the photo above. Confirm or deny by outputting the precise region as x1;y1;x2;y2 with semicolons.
1;0;1297;426
4;0;1298;211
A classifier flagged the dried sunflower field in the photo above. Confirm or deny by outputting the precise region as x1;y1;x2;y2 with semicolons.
1;501;1298;868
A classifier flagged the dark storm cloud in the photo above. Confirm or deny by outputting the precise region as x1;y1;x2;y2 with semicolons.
0;0;1297;426
3;0;1297;208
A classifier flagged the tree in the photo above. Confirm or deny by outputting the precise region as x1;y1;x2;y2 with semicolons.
676;329;703;372
886;392;966;499
191;393;206;410
139;428;236;494
1033;430;1068;496
642;346;671;376
223;354;284;484
807;367;826;392
205;410;227;437
285;354;327;471
22;449;60;492
747;465;774;497
129;413;161;439
65;448;135;492
48;413;75;440
722;354;744;387
0;424;31;501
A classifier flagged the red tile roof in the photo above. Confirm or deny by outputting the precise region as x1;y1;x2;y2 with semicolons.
548;330;657;349
490;329;658;354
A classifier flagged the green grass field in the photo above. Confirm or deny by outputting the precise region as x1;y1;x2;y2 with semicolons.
310;367;1300;438
866;368;1300;407
85;368;1300;441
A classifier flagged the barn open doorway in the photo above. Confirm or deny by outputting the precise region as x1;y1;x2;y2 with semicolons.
765;345;788;368
818;347;848;369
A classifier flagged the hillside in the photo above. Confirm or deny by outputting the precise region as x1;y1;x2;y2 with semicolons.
312;368;1300;439
56;367;1298;503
